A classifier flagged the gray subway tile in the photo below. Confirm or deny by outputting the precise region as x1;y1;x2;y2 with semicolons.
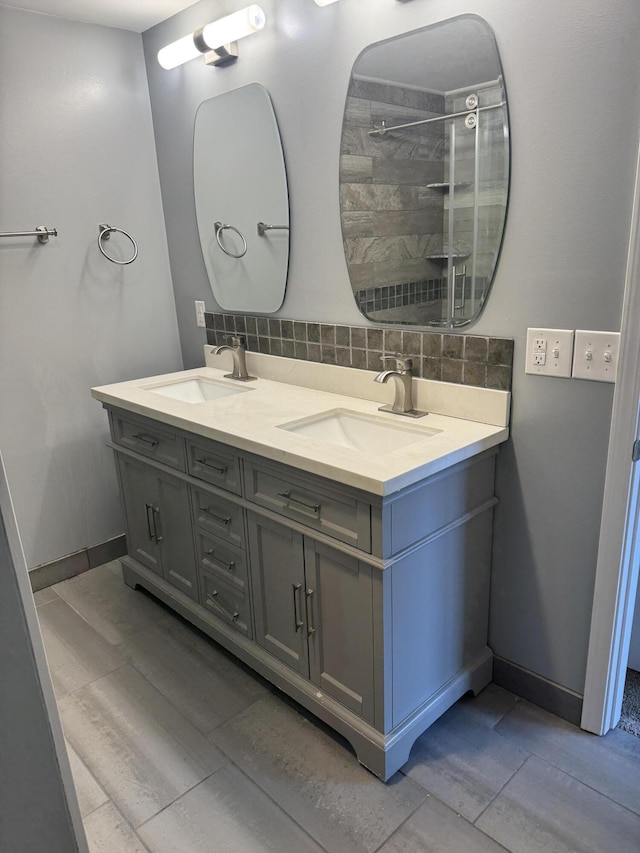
443;334;464;359
488;337;514;366
268;318;281;338
307;342;322;362
294;321;307;342
351;327;367;349
307;323;321;344
441;359;463;384
295;341;309;360
486;364;512;390
423;333;443;358
256;318;269;337
465;335;489;362
463;361;487;387
335;325;351;347
281;339;295;358
367;328;383;350
320;324;336;345
280;319;294;339
258;336;271;354
270;337;283;357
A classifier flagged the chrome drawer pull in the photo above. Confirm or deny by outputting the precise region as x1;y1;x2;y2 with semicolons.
292;582;304;632
145;503;155;542
196;457;227;475
277;490;321;517
152;506;163;543
205;549;236;573
305;588;316;636
133;432;158;448
202;507;232;526
207;590;240;622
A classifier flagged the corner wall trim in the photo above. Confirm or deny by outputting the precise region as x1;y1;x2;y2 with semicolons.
29;535;127;592
493;656;584;726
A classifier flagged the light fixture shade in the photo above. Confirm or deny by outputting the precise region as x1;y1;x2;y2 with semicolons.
314;0;340;5
202;5;266;51
157;33;201;70
157;5;266;70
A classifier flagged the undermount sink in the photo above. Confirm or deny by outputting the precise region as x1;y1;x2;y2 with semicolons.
144;376;250;403
278;408;441;454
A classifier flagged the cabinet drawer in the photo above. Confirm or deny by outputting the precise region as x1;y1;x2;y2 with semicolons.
110;411;185;470
244;461;371;551
196;530;248;593
186;437;242;494
200;571;252;638
191;486;245;548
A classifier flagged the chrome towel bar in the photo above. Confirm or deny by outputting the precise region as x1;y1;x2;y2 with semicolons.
0;226;58;244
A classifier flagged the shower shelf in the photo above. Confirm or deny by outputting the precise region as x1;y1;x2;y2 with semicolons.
426;182;471;192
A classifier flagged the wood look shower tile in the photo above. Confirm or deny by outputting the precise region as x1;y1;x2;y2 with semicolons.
33;586;60;606
402;704;529;821
36;597;125;697
209;695;426;853
476;755;640;853
55;561;172;646
83;801;150;853
138;765;323;853
378;792;506;853
59;664;227;827
494;698;640;815
119;617;267;735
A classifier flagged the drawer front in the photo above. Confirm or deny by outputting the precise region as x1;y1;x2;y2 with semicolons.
200;572;252;638
111;411;185;470
196;530;248;593
244;461;371;551
191;486;245;548
186;438;242;494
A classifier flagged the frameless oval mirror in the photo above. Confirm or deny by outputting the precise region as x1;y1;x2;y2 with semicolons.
194;83;289;313
340;15;509;328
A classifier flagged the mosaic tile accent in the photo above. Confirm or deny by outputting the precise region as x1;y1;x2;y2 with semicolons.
204;313;513;391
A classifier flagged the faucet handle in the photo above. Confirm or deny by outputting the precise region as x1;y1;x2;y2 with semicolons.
226;334;246;349
380;353;412;372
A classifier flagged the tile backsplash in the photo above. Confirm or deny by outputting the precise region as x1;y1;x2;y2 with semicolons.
204;312;513;391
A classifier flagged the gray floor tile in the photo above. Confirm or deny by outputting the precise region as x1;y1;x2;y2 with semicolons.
378;792;508;852
37;597;126;698
210;694;426;853
476;755;640;853
457;683;520;729
119;617;267;735
55;561;172;646
83;801;150;853
402;704;529;821
59;664;227;827
66;742;109;818
495;699;640;815
138;765;323;853
33;586;60;606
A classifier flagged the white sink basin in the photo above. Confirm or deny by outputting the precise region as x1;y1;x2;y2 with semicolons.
144;376;250;403
278;408;441;454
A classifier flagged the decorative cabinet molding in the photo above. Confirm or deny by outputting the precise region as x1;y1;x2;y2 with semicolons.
105;405;497;780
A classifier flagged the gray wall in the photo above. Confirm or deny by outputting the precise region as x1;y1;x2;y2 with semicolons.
144;0;640;697
0;455;86;852
0;7;183;569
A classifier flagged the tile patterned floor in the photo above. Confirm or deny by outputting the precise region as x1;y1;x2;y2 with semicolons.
35;562;640;853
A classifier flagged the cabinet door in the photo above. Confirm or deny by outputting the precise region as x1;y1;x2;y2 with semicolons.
117;454;161;575
247;514;308;676
304;539;375;723
154;470;198;601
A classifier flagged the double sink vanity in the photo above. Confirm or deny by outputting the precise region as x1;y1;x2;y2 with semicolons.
92;346;509;780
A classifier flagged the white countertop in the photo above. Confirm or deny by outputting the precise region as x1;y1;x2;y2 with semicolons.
92;353;510;497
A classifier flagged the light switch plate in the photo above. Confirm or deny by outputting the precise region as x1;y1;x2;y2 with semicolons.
572;330;620;382
195;300;206;328
525;328;574;377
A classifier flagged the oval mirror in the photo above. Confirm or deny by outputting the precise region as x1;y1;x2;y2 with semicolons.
340;15;509;328
194;83;289;313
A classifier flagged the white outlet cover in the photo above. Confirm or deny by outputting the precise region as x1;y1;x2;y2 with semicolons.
525;328;574;378
572;330;620;383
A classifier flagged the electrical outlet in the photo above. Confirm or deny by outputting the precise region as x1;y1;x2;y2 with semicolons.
571;330;620;382
525;328;574;377
195;300;206;328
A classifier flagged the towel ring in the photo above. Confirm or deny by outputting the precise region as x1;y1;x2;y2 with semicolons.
98;224;138;265
214;222;247;259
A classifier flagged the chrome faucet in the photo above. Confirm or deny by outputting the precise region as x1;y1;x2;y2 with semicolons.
211;335;256;382
375;355;427;418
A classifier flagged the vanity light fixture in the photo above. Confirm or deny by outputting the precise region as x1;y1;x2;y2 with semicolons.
157;5;266;70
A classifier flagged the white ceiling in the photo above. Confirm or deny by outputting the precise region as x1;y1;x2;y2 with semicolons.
2;0;203;32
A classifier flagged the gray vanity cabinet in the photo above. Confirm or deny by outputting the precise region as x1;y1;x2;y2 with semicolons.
116;454;198;601
248;513;374;722
104;402;499;780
